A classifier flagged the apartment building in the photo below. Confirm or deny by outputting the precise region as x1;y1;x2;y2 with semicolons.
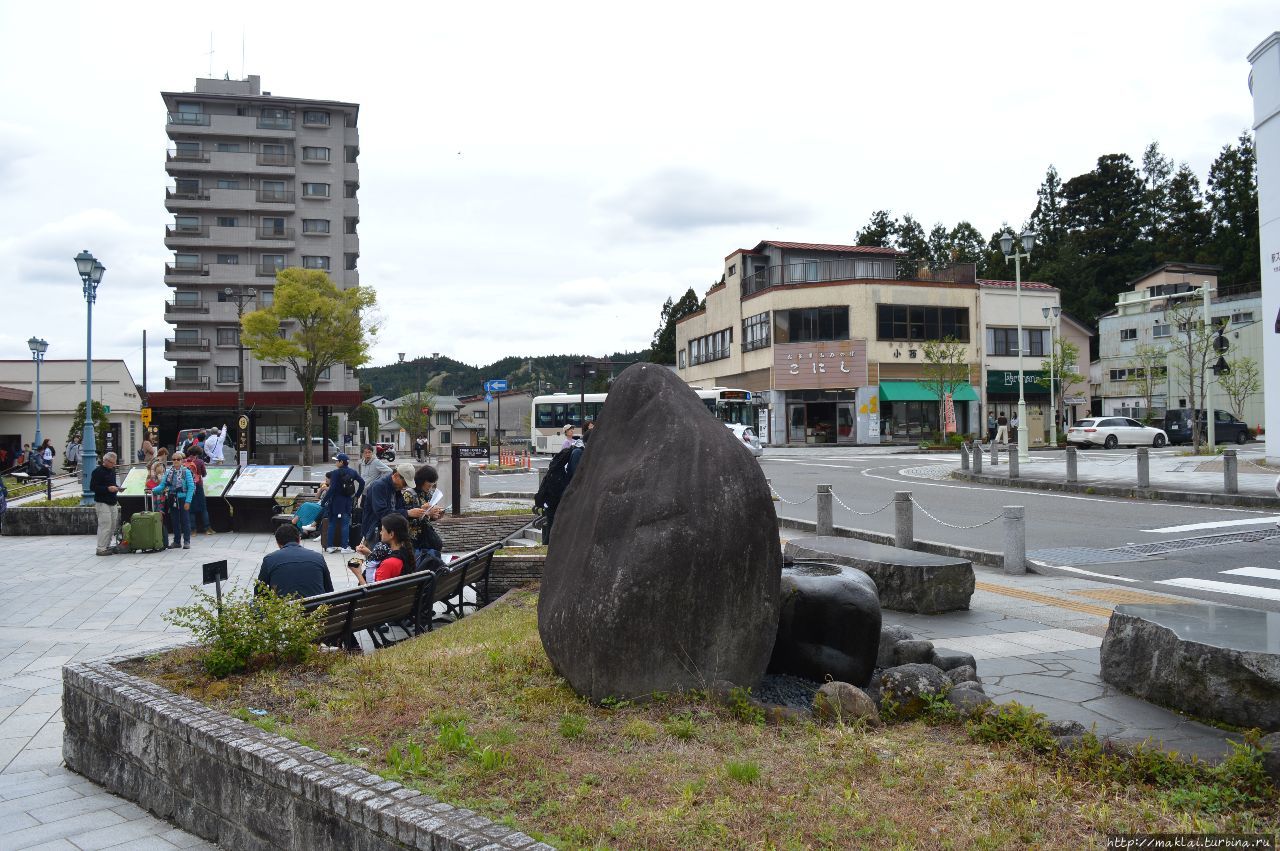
148;75;363;453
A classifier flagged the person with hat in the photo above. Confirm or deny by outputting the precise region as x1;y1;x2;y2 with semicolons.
561;423;577;450
359;461;417;551
321;453;364;553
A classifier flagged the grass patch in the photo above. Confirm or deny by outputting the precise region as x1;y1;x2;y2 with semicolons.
497;546;548;556
8;494;84;507
130;588;1278;849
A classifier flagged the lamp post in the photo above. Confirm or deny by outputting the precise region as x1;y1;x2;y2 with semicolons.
999;230;1036;462
27;337;48;457
74;250;106;505
224;286;256;463
1041;305;1061;442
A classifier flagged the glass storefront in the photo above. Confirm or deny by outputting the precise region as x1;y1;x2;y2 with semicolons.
783;390;857;445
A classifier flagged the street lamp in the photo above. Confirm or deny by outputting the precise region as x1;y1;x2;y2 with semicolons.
74;250;106;505
224;286;256;463
999;230;1036;462
27;337;48;458
1041;305;1061;442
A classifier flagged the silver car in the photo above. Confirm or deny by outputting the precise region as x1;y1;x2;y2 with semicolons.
725;423;763;457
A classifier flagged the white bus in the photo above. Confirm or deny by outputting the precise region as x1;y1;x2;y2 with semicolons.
529;387;761;453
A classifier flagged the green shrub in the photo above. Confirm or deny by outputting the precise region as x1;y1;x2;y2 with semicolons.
724;760;761;784
163;583;325;677
559;713;588;739
437;719;475;753
966;702;1056;753
726;687;765;726
664;713;698;741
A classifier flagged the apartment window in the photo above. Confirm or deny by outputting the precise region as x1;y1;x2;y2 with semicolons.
689;328;733;366
259;179;286;200
1231;311;1254;323
778;307;850;344
216;366;240;384
678;350;686;369
174;178;201;195
259;289;275;306
176;102;201;116
261;217;286;235
216;178;242;190
474;410;487;420
345;146;359;163
728;264;737;276
259;143;289;165
173;253;200;270
344;181;358;198
438;431;451;445
302;182;330;198
216;254;240;265
262;143;286;156
259;107;291;130
215;143;242;152
345;253;358;271
435;412;451;426
302;255;330;270
175;141;201;157
216;327;240;346
1026;329;1047;357
261;366;286;381
301;146;330;161
174;328;199;343
1120;328;1137;341
742;311;771;352
174;291;200;305
302;110;331;126
216;216;239;227
174;216;200;232
344;217;358;235
1152;323;1171;338
876;304;969;343
261;254;286;271
302;219;330;234
317;367;331;380
174;367;200;381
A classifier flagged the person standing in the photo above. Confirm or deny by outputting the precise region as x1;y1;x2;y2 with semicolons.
37;439;55;475
137;440;155;467
354;444;391;488
986;413;997;443
995;413;1009;445
152;452;195;549
560;424;577;450
65;435;82;473
1010;414;1020;444
415;435;428;461
90;452;121;556
185;452;213;535
203;424;229;465
321;453;364;553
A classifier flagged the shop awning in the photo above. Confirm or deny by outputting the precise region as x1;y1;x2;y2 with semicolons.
878;381;979;402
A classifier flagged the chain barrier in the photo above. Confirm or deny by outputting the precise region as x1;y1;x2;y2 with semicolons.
769;485;816;506
831;492;895;516
1241;456;1280;472
1072;452;1140;465
911;497;1005;530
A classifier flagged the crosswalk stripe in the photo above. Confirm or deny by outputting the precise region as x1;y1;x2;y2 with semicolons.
1154;577;1280;602
1221;567;1280;582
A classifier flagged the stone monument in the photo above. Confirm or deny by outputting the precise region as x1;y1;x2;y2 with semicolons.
538;363;782;702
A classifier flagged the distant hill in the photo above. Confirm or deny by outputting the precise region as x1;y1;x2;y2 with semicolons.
357;350;651;399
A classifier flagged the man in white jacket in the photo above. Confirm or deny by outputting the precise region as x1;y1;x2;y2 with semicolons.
203;424;229;464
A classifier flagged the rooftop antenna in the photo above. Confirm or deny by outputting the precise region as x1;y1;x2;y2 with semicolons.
241;27;245;79
205;32;214;77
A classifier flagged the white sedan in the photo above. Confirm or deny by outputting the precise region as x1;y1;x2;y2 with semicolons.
1066;417;1168;449
725;423;763;457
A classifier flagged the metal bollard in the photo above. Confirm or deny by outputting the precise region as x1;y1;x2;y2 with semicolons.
468;466;481;498
1136;448;1149;489
1008;447;1019;479
1224;449;1238;494
537;467;547;489
816;484;833;536
1066;446;1077;482
990;440;999;467
960;443;970;472
1003;505;1026;575
972;442;983;473
894;491;914;549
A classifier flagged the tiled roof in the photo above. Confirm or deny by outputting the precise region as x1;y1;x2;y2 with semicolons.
977;278;1058;292
757;240;902;255
724;248;762;260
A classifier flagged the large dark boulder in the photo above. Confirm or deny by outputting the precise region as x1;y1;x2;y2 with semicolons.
537;364;782;702
768;563;881;687
1100;602;1280;732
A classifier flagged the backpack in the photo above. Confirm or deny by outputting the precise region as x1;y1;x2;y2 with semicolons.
534;446;575;512
341;472;358;498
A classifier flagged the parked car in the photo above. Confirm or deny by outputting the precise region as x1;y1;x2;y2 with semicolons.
1162;409;1250;446
726;423;763;458
295;436;343;459
1066;417;1168;449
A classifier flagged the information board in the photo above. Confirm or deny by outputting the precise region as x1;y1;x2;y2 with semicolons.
225;465;292;498
119;466;152;497
202;467;238;498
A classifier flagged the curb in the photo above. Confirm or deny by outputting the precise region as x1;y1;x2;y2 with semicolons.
950;471;1280;509
775;516;1020;572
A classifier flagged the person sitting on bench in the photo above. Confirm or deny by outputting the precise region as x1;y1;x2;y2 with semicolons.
293;499;324;536
257;524;333;599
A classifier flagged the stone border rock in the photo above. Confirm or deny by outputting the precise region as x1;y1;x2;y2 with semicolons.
1;505;97;536
63;658;551;850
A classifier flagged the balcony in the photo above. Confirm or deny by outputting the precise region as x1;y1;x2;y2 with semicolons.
257;226;295;241
167;112;210;127
257;263;288;278
166;148;211;166
164;301;208;321
166;112;295;139
741;257;902;297
258;116;294;131
164;262;209;282
164;149;295;176
164;338;211;361
256;188;295;204
164;226;208;248
256;151;295;167
165;376;210;390
165;186;257;212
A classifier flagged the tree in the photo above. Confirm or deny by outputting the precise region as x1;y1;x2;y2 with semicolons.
1206;132;1260;289
1160;163;1211;263
1218;355;1261;423
394;389;437;453
894;214;929;278
1165;300;1215;451
855;209;897;247
926;223;951;270
1138;141;1174;242
1129;344;1169;423
1036;338;1086;440
1028;165;1066;252
241;269;379;466
649;287;702;364
948;222;987;265
920;337;970;439
65;401;110;457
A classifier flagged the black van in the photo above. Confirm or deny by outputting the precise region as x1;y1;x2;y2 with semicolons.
1162;409;1250;446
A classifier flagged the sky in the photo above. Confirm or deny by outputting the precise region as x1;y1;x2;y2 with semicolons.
0;1;1274;389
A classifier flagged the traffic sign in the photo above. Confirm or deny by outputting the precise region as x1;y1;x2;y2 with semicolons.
421;406;430;414
103;405;111;414
484;393;493;404
140;407;151;426
484;379;508;393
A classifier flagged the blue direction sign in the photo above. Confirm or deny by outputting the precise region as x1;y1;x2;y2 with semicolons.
484;379;509;392
484;393;494;404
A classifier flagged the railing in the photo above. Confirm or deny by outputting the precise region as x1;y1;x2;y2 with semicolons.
742;335;771;353
166;187;209;201
256;151;295;166
257;264;287;277
689;347;731;367
257;116;294;131
164;299;208;313
166;148;210;162
255;189;295;203
741;257;905;297
165;376;210;390
164;262;208;276
167;112;209;126
256;227;295;240
165;338;209;352
165;225;209;238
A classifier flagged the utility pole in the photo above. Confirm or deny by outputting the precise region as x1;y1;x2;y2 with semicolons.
225;286;256;462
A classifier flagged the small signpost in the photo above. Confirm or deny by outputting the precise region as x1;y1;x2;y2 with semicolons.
483;380;507;454
140;407;152;427
203;559;229;618
451;445;489;516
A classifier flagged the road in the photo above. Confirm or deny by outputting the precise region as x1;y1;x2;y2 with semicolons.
482;446;1280;613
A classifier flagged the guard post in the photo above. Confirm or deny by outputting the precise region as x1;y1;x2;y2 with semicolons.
203;559;229;620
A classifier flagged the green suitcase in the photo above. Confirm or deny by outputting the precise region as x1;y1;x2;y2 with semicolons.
128;500;166;553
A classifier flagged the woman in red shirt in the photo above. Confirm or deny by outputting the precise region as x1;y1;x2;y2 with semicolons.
372;513;415;582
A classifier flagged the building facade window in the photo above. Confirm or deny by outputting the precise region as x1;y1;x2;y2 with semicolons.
302;255;330;270
302;110;330;125
345;253;358;271
678;350;686;369
302;182;330;198
777;307;850;344
435;412;451;426
173;253;200;270
1026;329;1046;357
174;367;200;381
1152;323;1171;338
438;431;451;445
1120;328;1137;341
742;311;771;352
215;142;242;152
174;178;201;195
1231;311;1254;323
174;328;199;343
317;367;331;380
216;254;240;265
174;216;200;232
216;327;240;346
689;328;733;366
990;327;1019;356
1109;366;1167;381
216;178;242;190
301;146;330;161
344;181;358;198
216;216;239;227
876;305;969;343
261;217;286;235
261;254;286;271
344;217;359;234
302;219;330;234
216;366;240;384
261;366;286;381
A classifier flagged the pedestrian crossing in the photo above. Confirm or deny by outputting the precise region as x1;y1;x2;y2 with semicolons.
1156;566;1280;603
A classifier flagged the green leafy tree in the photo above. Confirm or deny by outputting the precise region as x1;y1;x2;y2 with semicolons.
1036;338;1086;439
1206;131;1260;289
1159;163;1212;264
1138;141;1174;242
395;389;437;452
1218;355;1261;423
649;287;702;364
855;209;897;247
926;223;951;270
1028;166;1066;251
241;269;379;466
1129;343;1169;423
947;222;987;265
65;401;110;457
920;337;971;439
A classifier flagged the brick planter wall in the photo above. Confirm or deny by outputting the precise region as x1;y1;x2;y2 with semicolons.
1;506;97;536
63;659;550;850
437;514;536;552
485;555;545;603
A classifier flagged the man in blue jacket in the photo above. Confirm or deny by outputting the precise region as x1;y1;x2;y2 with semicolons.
360;462;414;550
321;453;364;553
152;452;196;550
258;524;333;599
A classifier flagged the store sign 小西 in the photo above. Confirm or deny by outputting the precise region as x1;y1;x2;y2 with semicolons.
772;340;868;390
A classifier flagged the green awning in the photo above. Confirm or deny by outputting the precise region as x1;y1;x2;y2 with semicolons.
879;380;979;403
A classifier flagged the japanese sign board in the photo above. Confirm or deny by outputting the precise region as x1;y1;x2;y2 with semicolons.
772;341;868;390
